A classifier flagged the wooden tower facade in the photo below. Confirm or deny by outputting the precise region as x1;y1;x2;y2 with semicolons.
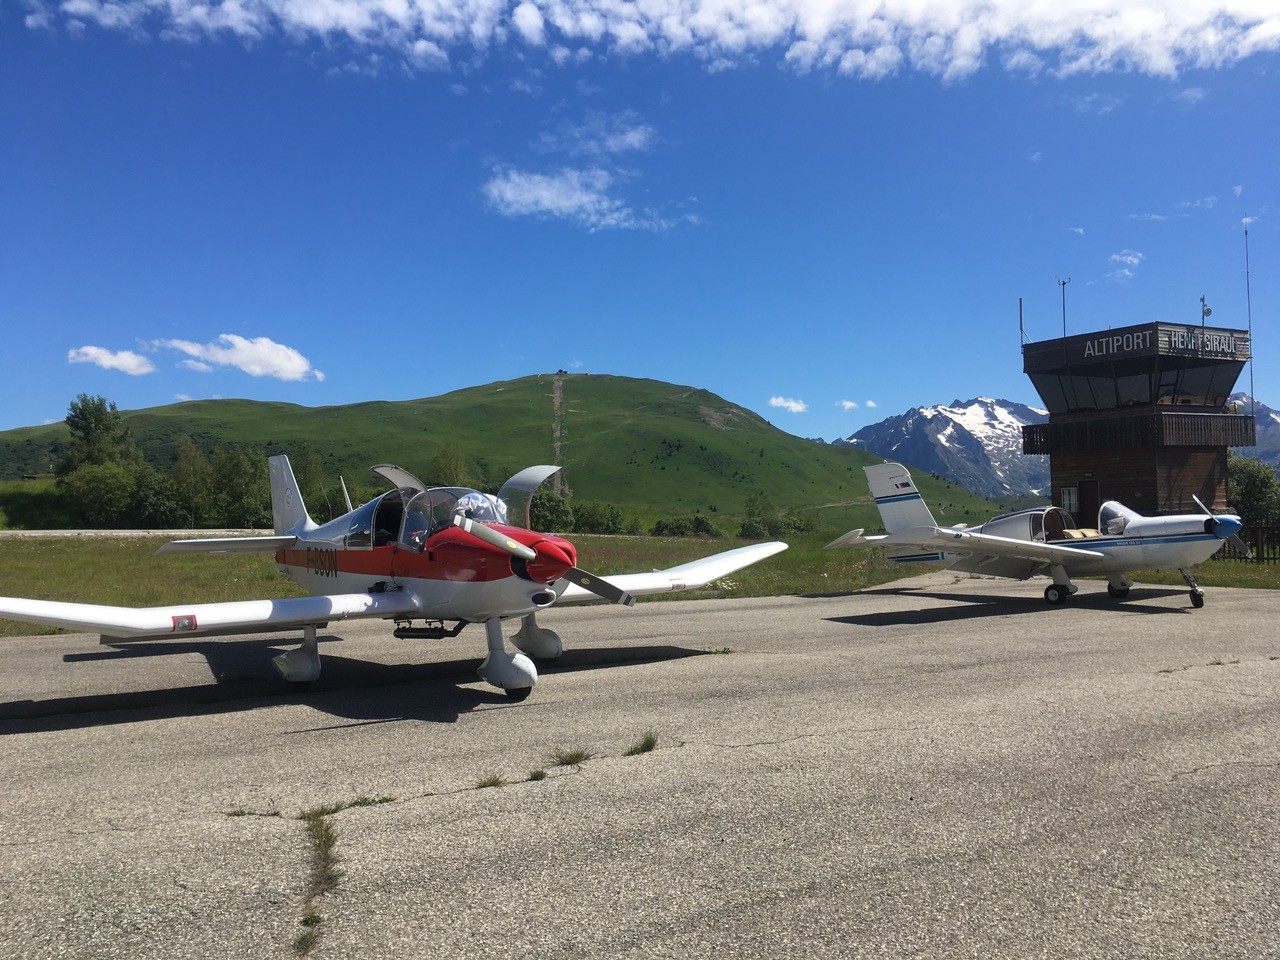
1021;321;1255;523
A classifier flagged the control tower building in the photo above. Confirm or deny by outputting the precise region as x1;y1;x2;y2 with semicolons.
1021;321;1255;522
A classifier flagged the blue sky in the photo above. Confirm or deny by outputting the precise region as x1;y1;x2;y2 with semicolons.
3;1;1278;442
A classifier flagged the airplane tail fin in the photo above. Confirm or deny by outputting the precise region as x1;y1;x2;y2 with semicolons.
865;462;939;533
269;455;318;536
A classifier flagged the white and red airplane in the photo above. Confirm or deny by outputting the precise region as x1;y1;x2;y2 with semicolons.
827;462;1249;608
0;456;787;698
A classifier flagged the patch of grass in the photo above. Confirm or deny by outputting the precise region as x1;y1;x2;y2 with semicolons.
706;647;733;655
527;769;547;782
292;927;321;956
550;747;593;766
300;813;342;897
624;731;659;756
225;808;282;818
476;773;506;789
300;914;322;928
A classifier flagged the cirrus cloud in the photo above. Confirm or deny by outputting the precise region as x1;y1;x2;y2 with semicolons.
67;345;156;375
28;1;1280;81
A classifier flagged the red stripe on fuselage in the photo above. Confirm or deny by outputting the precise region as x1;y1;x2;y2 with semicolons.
276;525;577;585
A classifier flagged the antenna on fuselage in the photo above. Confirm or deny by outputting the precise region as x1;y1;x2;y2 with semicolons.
339;475;354;513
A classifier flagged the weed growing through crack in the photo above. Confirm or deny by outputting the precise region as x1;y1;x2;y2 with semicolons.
477;773;507;788
550;747;593;766
293;928;321;955
527;770;547;782
624;731;659;756
707;647;733;654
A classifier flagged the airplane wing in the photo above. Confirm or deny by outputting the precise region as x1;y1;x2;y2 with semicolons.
156;535;298;555
829;525;1105;564
552;541;788;603
0;590;421;640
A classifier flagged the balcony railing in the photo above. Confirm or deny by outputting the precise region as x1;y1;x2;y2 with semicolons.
1022;412;1256;454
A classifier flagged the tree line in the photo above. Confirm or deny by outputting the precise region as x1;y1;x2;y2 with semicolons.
46;395;808;537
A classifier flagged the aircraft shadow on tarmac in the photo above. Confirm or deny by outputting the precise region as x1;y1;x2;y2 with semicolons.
0;636;704;734
831;585;1193;628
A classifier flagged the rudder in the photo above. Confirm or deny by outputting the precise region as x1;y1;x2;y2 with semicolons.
269;455;317;535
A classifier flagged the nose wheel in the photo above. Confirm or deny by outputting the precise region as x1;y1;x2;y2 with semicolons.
1178;567;1206;609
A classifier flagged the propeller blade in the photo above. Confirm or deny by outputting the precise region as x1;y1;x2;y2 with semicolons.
1228;533;1255;560
1191;494;1214;517
564;567;636;607
452;515;537;561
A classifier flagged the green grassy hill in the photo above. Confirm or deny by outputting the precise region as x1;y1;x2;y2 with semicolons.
0;374;996;533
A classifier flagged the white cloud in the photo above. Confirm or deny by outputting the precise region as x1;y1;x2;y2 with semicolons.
180;359;214;373
1129;213;1168;221
67;345;155;375
1070;226;1085;235
865;400;877;408
155;334;324;381
770;396;808;414
1029;151;1042;163
1234;185;1244;197
484;166;682;231
30;1;1280;80
1071;93;1123;115
537;110;655;157
175;394;193;402
1107;249;1145;281
512;1;545;45
1174;86;1207;105
838;400;859;410
1179;195;1219;209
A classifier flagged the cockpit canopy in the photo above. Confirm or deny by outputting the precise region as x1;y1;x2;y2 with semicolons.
340;486;509;552
1098;501;1140;536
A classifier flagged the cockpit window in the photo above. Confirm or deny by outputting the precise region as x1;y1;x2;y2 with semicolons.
1098;501;1139;536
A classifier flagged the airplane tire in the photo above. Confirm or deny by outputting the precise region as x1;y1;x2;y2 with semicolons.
1190;592;1205;609
505;686;534;701
1044;584;1068;605
1107;584;1130;599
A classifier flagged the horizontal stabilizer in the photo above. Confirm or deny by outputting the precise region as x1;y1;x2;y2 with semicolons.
156;535;298;555
824;529;890;550
554;541;788;603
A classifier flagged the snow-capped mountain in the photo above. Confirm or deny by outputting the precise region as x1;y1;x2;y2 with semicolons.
1230;393;1280;468
839;398;1049;498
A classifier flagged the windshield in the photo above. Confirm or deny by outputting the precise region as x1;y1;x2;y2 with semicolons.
399;487;509;550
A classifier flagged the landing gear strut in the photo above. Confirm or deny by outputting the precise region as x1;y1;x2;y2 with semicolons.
1179;567;1206;609
477;618;538;699
1043;564;1078;606
273;624;322;682
512;613;564;662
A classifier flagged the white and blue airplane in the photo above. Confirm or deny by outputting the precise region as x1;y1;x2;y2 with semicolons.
826;462;1251;608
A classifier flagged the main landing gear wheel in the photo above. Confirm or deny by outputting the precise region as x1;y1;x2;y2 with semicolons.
504;686;534;702
1190;591;1205;609
1044;584;1069;605
1107;584;1130;599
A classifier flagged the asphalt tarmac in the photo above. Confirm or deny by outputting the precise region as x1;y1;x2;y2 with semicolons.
1;572;1277;959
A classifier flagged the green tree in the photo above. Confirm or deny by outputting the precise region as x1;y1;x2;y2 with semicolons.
1227;453;1280;526
210;449;272;528
573;500;624;534
127;466;184;528
172;438;215;526
56;394;138;478
530;489;573;532
59;462;135;527
429;442;473;487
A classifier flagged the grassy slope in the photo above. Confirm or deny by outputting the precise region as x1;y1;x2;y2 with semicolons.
0;374;997;533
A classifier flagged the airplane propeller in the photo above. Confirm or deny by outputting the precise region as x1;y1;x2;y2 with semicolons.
1191;495;1253;559
452;515;637;606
